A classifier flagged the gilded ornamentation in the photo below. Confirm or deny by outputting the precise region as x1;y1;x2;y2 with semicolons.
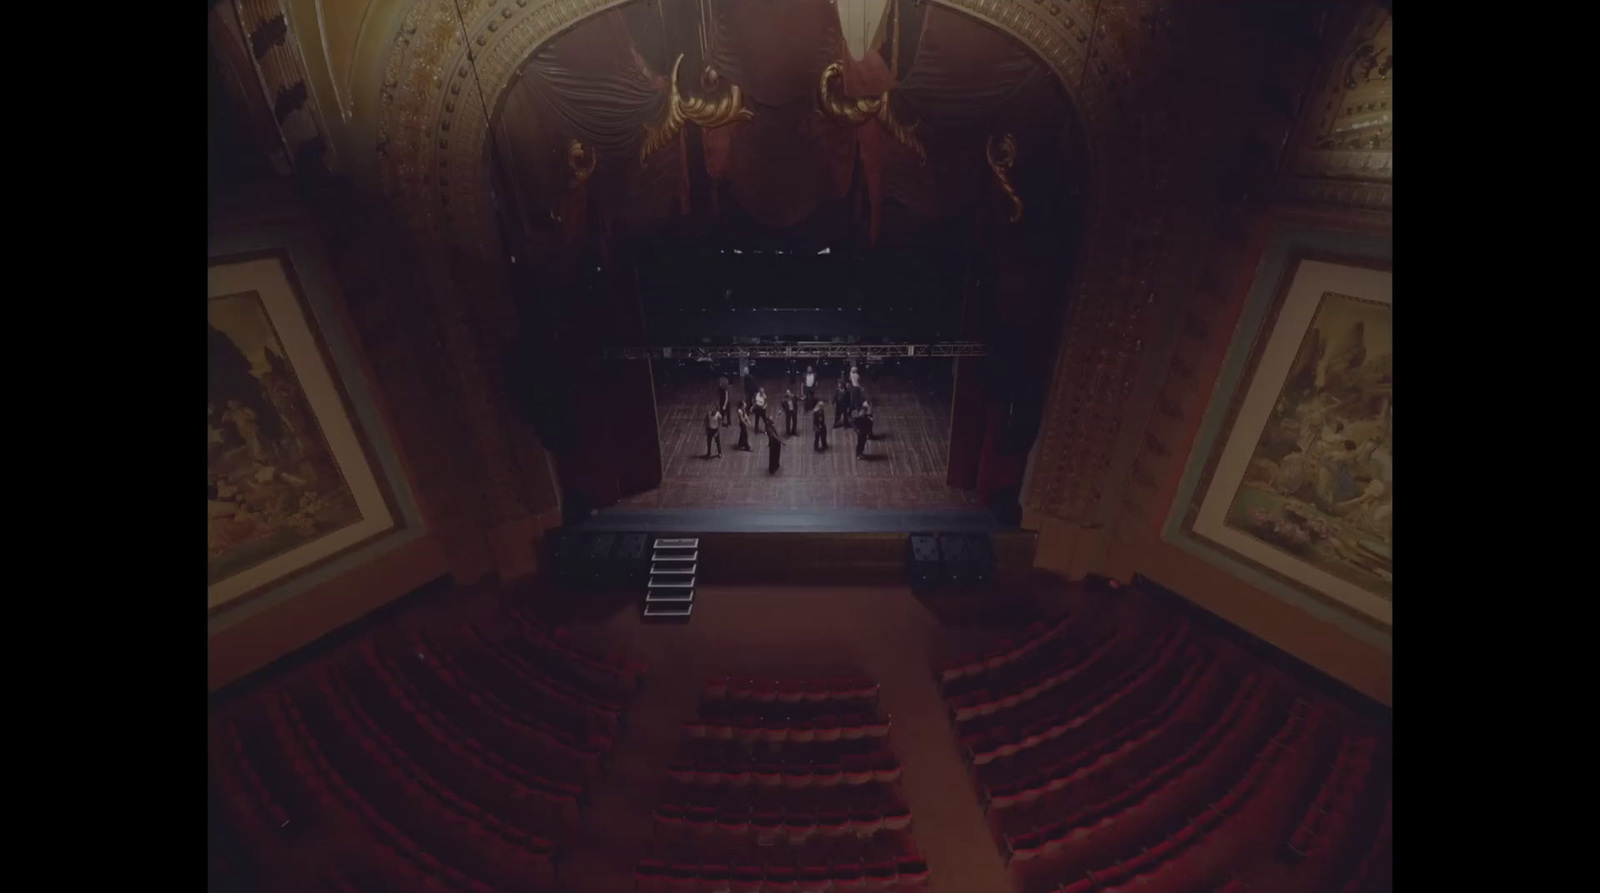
231;0;332;170
1283;2;1391;211
985;133;1023;223
640;53;754;164
817;61;926;164
566;138;597;189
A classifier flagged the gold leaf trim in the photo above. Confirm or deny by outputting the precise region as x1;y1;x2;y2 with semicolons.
986;133;1023;222
640;53;754;164
817;61;926;164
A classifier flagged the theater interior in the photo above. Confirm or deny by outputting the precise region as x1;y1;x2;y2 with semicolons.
208;2;1393;891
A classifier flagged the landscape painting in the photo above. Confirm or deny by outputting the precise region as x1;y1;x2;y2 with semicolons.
208;251;399;614
209;291;363;584
1223;291;1391;601
1182;254;1392;630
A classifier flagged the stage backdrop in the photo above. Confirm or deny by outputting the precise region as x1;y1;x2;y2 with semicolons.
208;250;401;614
1167;235;1391;636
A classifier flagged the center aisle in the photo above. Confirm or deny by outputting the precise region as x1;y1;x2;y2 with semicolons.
549;584;1019;893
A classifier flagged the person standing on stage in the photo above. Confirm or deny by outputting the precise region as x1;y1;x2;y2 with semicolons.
765;414;785;473
743;365;758;406
754;387;769;436
833;378;850;428
850;364;861;391
854;401;871;459
704;402;723;458
813;400;828;452
735;401;752;451
781;389;798;437
716;376;731;425
804;365;817;409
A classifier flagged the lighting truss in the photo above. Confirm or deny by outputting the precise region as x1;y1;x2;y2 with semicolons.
600;342;988;359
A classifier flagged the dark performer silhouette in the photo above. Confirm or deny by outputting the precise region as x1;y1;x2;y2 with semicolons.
735;402;752;451
812;401;828;451
782;390;798;437
765;416;785;473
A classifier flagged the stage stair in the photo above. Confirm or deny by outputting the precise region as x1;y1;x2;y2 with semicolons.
643;537;698;622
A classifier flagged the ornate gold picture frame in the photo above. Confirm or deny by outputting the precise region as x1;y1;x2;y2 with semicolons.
208;250;400;615
1168;231;1391;637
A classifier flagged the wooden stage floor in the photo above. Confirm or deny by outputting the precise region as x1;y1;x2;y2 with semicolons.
616;365;981;512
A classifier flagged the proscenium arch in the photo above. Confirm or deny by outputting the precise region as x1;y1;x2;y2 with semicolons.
373;0;1183;524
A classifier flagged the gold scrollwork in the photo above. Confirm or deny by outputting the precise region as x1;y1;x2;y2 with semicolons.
567;139;597;188
986;133;1023;222
640;53;754;163
817;61;926;164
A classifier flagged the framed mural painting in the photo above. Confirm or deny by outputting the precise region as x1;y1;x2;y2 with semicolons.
1178;250;1392;632
208;250;400;615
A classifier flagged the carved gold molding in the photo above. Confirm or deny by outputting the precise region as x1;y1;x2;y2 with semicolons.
986;133;1023;223
640;53;754;164
232;0;332;170
1282;3;1391;212
817;60;926;164
566;138;597;189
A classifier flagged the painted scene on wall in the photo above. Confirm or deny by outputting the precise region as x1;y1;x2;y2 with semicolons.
208;291;363;584
1224;290;1391;601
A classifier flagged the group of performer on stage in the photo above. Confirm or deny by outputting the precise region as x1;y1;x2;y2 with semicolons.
704;364;878;473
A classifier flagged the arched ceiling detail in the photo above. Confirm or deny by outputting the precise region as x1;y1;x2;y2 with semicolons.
369;0;1190;525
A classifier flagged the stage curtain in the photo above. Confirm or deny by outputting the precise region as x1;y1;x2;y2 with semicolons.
946;356;986;489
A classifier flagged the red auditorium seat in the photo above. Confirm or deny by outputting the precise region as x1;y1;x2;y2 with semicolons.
665;863;698;892
731;865;764;893
863;861;898;890
766;864;799;893
819;810;851;838
636;858;669;893
797;864;831;893
831;862;867;891
701;863;732;893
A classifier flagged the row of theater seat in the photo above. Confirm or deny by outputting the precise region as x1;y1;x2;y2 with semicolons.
667;754;904;788
635;853;930;892
960;628;1195;767
935;614;1074;686
1002;673;1284;863
982;658;1226;810
510;606;647;693
933;589;1390;893
705;675;880;704
957;621;1188;736
645;672;924;893
355;643;588;821
685;714;892;743
271;689;555;892
945;627;1123;721
1050;701;1319;893
654;803;915;842
307;669;561;859
1287;733;1379;858
404;635;614;777
211;611;646;892
1337;798;1392;893
458;623;626;737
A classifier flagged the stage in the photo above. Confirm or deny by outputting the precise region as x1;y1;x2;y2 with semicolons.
573;507;1007;533
568;507;1034;587
617;364;980;512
